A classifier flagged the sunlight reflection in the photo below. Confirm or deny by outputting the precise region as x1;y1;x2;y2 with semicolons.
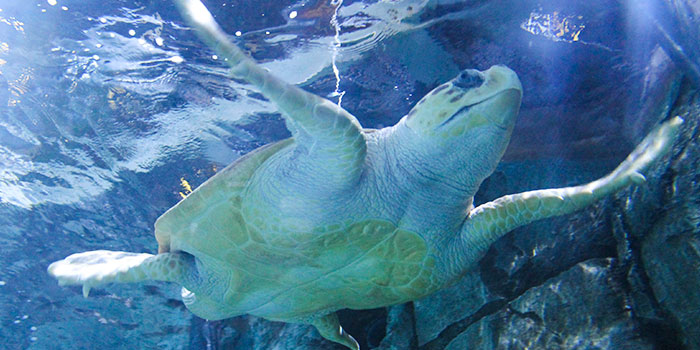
181;0;217;27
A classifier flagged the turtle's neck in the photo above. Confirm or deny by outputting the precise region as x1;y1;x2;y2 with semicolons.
362;125;476;244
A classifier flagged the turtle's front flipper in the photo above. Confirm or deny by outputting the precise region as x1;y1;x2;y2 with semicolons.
174;0;366;184
450;116;683;269
310;313;360;350
48;250;195;297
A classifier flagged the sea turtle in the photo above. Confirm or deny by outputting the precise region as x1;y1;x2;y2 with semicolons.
48;0;683;348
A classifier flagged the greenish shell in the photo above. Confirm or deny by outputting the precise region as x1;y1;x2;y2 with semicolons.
154;138;439;319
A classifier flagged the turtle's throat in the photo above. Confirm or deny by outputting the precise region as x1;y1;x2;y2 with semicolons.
381;125;479;207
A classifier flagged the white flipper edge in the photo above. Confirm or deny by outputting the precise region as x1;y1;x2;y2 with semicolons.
48;250;193;297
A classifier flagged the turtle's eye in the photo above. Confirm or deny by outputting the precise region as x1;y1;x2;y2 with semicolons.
453;70;484;90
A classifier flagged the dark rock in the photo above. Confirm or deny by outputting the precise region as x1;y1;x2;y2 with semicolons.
413;268;496;345
375;304;418;350
447;259;654;350
229;316;340;350
637;93;700;349
623;46;682;144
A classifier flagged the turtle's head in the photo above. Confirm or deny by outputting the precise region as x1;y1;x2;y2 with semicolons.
403;65;522;137
390;65;522;196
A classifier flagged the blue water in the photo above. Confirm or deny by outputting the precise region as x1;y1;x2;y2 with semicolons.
0;0;697;349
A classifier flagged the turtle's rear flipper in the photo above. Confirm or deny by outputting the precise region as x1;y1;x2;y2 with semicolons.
311;313;360;350
48;250;194;297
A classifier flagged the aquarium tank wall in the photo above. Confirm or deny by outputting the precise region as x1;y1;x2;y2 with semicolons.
0;0;699;349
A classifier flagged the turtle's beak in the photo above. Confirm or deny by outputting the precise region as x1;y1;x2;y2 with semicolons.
485;88;521;129
479;65;522;130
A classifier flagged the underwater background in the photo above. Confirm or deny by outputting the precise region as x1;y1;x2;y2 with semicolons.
0;0;699;349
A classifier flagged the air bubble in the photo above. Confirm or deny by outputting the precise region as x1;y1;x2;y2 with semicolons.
289;11;298;19
128;29;136;36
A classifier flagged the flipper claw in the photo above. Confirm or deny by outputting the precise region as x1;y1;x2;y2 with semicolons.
630;171;646;185
311;313;359;350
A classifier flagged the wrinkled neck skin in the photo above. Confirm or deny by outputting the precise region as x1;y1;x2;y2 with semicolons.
375;116;514;250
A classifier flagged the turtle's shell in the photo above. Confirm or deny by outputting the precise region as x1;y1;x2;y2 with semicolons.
153;138;439;320
154;139;294;253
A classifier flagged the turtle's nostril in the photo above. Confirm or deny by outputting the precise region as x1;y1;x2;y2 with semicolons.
454;69;484;89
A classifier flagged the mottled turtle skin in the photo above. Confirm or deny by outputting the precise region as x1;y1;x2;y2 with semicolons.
48;0;683;349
